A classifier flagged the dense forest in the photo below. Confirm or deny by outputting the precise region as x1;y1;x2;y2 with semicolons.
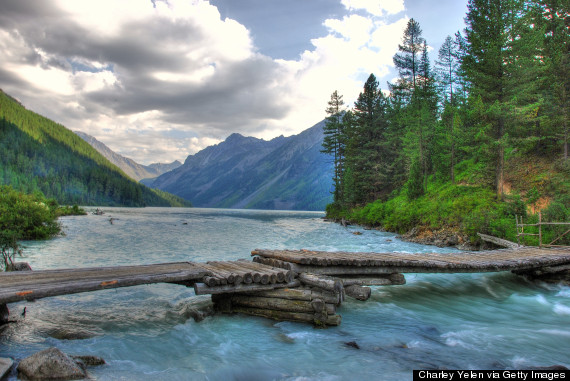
322;0;569;245
0;90;191;207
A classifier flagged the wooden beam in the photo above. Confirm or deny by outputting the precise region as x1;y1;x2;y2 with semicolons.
194;280;300;295
477;233;522;249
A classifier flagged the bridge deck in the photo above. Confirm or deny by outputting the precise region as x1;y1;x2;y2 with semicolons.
2;247;569;306
0;260;293;305
251;247;570;274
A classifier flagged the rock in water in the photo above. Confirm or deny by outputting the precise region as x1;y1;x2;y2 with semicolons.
17;347;87;380
0;358;13;379
344;341;360;349
71;355;106;367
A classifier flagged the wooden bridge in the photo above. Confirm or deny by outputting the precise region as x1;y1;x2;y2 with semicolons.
1;246;569;326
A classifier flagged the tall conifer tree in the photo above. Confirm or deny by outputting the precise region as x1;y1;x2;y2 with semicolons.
322;90;346;203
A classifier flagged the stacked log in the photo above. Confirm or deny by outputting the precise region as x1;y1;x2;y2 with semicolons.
513;264;570;285
211;285;342;326
199;261;292;287
206;256;409;326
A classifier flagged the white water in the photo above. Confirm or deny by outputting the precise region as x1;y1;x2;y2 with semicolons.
1;207;568;380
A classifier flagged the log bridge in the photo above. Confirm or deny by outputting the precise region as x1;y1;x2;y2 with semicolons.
1;247;569;327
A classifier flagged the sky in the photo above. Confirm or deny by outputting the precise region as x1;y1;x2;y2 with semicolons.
0;0;468;165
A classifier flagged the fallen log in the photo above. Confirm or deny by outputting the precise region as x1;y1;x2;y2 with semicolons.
477;233;522;249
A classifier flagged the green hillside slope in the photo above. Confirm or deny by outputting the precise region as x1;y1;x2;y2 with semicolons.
0;90;190;207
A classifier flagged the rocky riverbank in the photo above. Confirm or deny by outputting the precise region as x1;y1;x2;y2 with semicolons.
399;226;491;251
325;218;488;251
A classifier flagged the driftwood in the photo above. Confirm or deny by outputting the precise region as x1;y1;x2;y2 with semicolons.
344;285;371;301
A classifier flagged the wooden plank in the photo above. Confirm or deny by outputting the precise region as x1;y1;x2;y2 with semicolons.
253;248;570;273
0;268;208;304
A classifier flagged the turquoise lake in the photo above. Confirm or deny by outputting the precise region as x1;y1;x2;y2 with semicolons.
1;207;568;380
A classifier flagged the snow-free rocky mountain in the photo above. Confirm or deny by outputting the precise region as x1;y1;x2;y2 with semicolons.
75;131;181;181
147;120;334;211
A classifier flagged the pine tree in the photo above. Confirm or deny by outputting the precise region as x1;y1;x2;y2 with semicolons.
322;90;346;204
436;34;465;183
537;0;570;160
342;74;392;204
392;18;425;95
463;0;524;198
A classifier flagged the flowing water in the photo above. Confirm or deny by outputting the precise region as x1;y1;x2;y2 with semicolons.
1;207;568;380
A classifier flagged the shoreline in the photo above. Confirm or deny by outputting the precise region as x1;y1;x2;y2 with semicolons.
324;217;496;251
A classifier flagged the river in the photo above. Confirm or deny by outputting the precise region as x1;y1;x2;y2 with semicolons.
1;207;568;380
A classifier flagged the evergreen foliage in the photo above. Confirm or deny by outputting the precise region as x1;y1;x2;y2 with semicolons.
0;90;191;207
323;2;569;244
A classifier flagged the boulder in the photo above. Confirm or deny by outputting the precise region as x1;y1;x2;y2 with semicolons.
0;357;13;379
17;347;87;380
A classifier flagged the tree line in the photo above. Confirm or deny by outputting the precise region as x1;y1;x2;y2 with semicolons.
322;0;568;214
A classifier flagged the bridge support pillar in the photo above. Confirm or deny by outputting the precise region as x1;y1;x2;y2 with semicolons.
0;304;9;325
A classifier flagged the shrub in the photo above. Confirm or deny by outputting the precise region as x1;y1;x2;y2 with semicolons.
0;185;62;269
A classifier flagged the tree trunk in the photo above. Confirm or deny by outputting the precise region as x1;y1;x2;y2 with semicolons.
496;118;505;199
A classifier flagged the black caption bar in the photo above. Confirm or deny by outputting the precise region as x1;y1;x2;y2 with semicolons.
413;370;569;381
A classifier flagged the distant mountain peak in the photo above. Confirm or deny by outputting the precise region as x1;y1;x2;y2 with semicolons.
74;131;182;181
148;120;333;211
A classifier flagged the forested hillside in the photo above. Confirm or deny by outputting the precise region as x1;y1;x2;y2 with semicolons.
323;0;569;246
0;90;191;207
75;131;181;181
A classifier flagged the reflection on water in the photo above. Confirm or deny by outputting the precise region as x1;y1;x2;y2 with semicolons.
1;207;568;380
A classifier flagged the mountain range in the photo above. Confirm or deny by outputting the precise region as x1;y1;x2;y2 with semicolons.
146;121;334;211
74;131;181;181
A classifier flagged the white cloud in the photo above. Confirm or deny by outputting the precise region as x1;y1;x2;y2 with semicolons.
341;0;405;16
0;0;408;165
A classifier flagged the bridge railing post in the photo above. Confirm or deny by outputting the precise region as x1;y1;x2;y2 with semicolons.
539;212;542;248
